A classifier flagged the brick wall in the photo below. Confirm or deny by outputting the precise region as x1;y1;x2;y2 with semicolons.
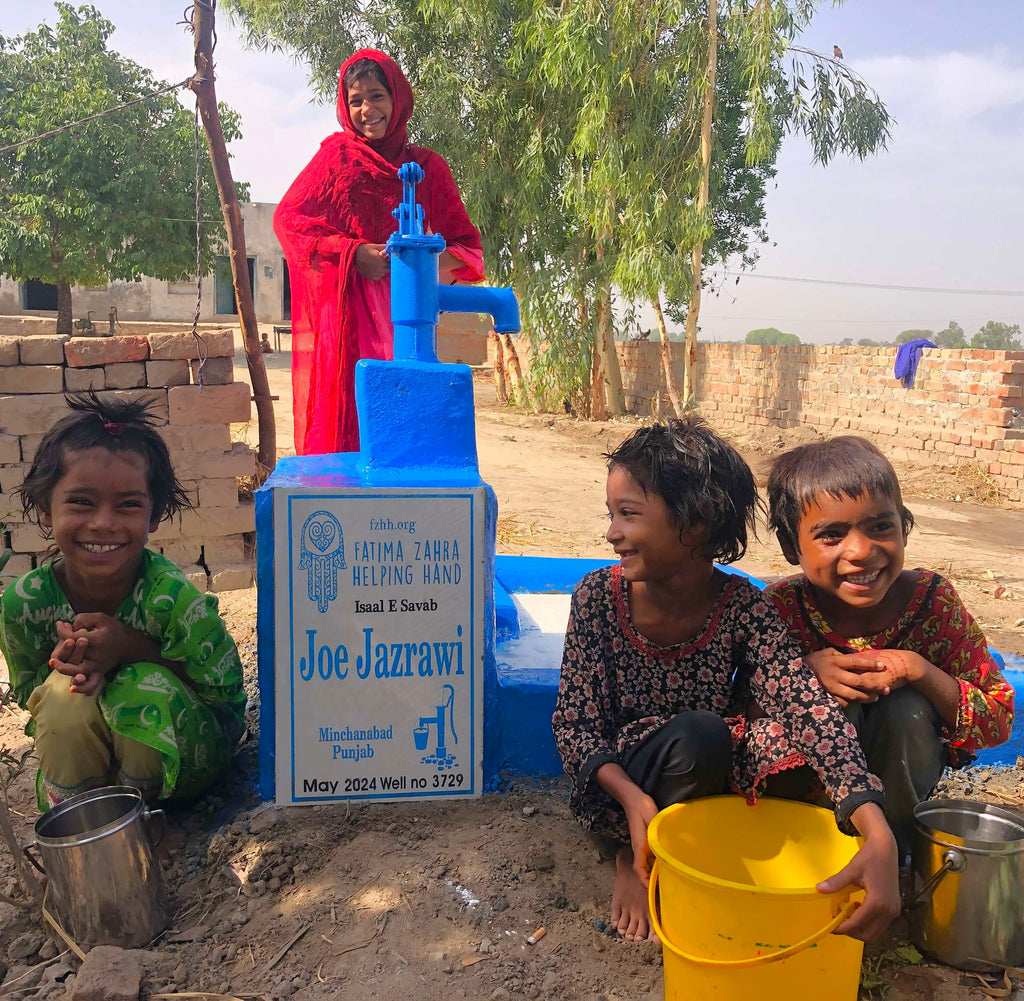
500;338;1024;506
0;330;256;590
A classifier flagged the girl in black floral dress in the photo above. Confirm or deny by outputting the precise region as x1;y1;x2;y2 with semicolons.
551;418;899;942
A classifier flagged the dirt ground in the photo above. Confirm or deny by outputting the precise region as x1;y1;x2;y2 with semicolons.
0;343;1020;1001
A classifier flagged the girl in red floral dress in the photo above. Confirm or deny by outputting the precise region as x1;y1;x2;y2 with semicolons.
552;419;899;943
766;436;1013;858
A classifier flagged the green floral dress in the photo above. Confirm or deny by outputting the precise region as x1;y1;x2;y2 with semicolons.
0;549;246;810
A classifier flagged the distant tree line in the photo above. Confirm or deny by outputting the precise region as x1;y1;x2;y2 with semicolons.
837;320;1022;350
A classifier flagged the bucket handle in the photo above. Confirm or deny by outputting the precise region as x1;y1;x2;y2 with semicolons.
144;808;166;848
22;843;45;875
647;859;860;968
908;848;967;906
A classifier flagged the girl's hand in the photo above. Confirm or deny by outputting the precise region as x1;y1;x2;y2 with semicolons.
355;243;389;280
817;803;899;941
870;649;928;691
623;790;660;887
51;621;88;669
804;649;891;706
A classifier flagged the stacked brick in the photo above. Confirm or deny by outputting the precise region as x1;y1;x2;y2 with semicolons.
613;342;1024;505
0;330;256;590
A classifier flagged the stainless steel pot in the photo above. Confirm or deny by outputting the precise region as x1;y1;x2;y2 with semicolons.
911;798;1024;971
25;785;168;948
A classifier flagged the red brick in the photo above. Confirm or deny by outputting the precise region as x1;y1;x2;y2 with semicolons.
167;383;250;425
0;365;63;394
18;334;68;365
64;335;149;367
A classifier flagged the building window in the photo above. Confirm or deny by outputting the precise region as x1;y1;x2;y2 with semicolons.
22;280;58;311
214;256;256;315
282;258;291;321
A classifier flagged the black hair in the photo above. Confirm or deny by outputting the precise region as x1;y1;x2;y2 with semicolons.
604;416;761;564
766;436;914;554
18;392;191;527
342;58;390;96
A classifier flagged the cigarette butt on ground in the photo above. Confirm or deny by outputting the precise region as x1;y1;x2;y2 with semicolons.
527;927;547;945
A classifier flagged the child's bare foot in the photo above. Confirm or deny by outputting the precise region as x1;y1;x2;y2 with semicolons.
610;847;657;941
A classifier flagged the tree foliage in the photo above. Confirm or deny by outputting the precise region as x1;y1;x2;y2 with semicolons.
972;320;1022;351
227;0;892;412
745;326;799;345
895;328;933;345
934;320;967;349
0;3;247;331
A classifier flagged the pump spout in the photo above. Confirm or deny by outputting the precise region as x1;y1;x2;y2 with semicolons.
437;284;520;334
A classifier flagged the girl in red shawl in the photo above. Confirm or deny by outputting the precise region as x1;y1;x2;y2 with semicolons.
274;50;485;454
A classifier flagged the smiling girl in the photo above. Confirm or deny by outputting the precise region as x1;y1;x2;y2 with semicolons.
552;418;900;944
765;436;1013;856
0;394;246;811
274;49;484;455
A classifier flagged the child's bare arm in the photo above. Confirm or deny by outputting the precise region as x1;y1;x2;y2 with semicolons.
803;649;891;706
870;649;960;727
595;763;659;886
49;613;189;697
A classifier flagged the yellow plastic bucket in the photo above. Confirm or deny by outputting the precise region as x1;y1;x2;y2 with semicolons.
647;795;865;1001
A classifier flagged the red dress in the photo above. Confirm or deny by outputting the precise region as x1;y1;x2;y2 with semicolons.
766;571;1014;765
274;49;484;454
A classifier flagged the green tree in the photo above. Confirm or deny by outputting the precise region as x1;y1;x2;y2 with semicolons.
745;327;799;346
0;4;247;333
228;0;891;415
934;320;967;349
971;321;1022;351
857;337;890;347
895;329;934;345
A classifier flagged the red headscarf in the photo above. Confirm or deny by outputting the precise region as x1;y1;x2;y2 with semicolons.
274;50;485;455
335;49;414;165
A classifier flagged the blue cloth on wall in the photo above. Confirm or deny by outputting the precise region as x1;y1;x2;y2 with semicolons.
893;338;937;388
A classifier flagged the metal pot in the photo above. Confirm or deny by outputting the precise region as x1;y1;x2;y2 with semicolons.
25;785;168;948
910;798;1024;971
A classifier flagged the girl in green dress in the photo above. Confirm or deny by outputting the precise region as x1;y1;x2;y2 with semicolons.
0;393;246;810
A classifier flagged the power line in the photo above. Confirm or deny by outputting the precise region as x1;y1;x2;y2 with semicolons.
722;270;1024;297
0;77;194;156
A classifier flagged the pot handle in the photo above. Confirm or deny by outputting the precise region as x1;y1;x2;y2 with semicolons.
143;808;166;848
910;848;967;906
23;843;45;875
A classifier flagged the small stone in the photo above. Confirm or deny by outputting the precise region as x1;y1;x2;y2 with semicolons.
492;896;509;912
37;939;59;961
248;808;279;835
268;876;282;892
291;977;305;990
8;931;44;961
71;947;142;1001
479;938;492;954
532;853;555;872
592;935;605;952
522;806;537;817
172;962;187;984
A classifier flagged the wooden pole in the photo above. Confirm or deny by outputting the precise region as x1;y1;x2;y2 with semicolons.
189;0;276;478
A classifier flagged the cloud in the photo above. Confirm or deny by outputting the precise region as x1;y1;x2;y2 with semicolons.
855;49;1024;127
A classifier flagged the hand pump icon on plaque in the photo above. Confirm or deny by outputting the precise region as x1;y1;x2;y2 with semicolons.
414;684;458;771
298;510;346;613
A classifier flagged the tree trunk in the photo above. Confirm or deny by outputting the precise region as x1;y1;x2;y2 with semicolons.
652;295;683;417
190;1;276;479
491;331;508;404
591;275;623;421
682;0;718;404
56;279;72;336
500;332;527;406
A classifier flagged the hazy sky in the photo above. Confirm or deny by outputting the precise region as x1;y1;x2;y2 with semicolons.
6;2;1024;344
